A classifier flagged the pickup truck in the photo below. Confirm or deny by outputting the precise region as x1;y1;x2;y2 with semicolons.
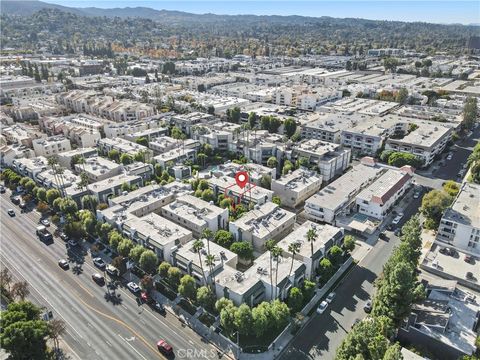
36;225;53;243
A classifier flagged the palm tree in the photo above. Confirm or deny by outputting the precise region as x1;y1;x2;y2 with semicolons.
205;254;216;289
281;242;301;296
265;239;276;300
202;228;214;256
272;246;283;299
47;157;62;197
306;226;318;280
192;239;207;285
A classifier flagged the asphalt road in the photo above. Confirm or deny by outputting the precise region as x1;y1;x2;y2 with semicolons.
1;191;219;360
281;189;423;360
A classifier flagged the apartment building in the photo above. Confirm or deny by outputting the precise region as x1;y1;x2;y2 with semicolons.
215;251;306;306
56;147;97;169
355;166;414;220
12;156;49;181
208;176;273;206
32;136;71;158
0;76;64;100
170;112;214;136
161;194;228;237
282;139;351;182
87;174;143;203
123;127;168;143
149;137;199;156
97;137;153;162
35;168;86;201
122;213;193;263
2;124;45;147
277;221;344;279
0;144;36;167
273;85;341;111
271;168;322;208
209;83;275;102
153;147;197;169
74;156;122;182
436;182;480;256
212;162;277;186
104;120;160;139
385;121;453;167
192;126;233;152
174;241;238;285
305;159;386;225
99;182;192;226
229;202;296;252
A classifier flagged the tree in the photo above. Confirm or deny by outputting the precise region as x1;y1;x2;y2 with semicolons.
48;318;66;353
318;258;334;283
395;88;408;104
226;107;241;123
265;239;276;299
252;302;270;337
64;221;85;239
140;275;154;293
234;304;253;335
248;112;257;129
383;343;403;360
158;262;171;278
201;189;215;202
117;239;134;257
129;245;146;263
25;180;36;194
288;287;304;313
284;118;297;138
306;226;317;267
462;97;478;130
335;315;394;360
420;189;453;229
230;242;254;262
193;239;207;284
0;268;13;294
0;301;49;360
220;304;237;335
46;189;61;205
167;267;182;287
35;187;47;202
383;57;399;73
11;281;29;301
59;197;78;216
107;149;120;162
81;195;98;211
120;153;133;165
282;159;294;175
343;235;356;253
214;230;234;248
139;250;157;273
442;180;460;197
303;280;316;301
215;298;234;314
108;230;123;251
171;126;186;140
178;275;196;300
272;195;281;206
267;156;278;168
260;175;272;189
111;256;126;275
329;245;343;265
270;299;290;330
196;286;215;311
388;152;423;168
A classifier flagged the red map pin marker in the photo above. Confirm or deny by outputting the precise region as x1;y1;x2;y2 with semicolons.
235;171;249;189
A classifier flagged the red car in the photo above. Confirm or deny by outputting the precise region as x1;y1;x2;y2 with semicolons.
157;340;173;355
141;292;154;304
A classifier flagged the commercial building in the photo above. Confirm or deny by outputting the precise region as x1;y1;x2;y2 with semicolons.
161;194;228;237
229;202;296;252
436;182;480;256
271;168;322;208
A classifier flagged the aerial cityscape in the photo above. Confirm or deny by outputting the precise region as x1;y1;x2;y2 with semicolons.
0;1;479;359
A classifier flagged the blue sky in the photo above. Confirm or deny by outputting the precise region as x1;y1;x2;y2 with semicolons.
46;1;480;25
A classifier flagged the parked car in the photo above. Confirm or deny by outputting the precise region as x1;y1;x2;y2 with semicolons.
316;301;328;314
464;255;474;264
7;208;15;217
0;185;6;193
391;213;404;225
394;228;401;237
466;272;475;280
92;273;105;285
58;259;69;270
413;191;421;199
40;219;50;227
127;282;141;293
325;292;336;303
440;247;457;257
106;264;120;277
157;340;173;356
446;154;453;160
364;300;372;313
60;233;69;242
379;232;388;240
19;202;26;209
141;292;154;304
93;257;106;270
11;196;20;205
152;302;166;315
68;239;78;247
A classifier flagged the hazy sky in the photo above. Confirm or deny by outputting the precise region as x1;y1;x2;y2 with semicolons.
46;1;480;25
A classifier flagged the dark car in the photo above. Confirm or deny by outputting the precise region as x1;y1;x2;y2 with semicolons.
157;340;173;356
152;302;166;315
11;196;20;205
0;185;6;193
7;209;15;217
58;259;69;270
92;273;105;285
464;255;474;264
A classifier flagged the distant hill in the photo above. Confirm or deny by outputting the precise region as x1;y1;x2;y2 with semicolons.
0;0;85;16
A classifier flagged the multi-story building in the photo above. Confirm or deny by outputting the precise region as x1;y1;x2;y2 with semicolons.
153;147;197;169
97;138;153;162
191;126;233;152
271;168;322;208
0;144;36;167
56;147;97;169
74;156;122;182
355;167;414;220
12;156;49;181
282;139;351;182
229;202;296;251
123;127;168;143
32;136;71;158
277;221;344;279
2;124;46;148
436;182;480;256
161;194;228;237
208;176;273;206
87;174;143;203
170;112;214;136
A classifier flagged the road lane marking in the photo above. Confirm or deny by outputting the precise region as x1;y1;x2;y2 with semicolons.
118;334;148;360
105;340;112;347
